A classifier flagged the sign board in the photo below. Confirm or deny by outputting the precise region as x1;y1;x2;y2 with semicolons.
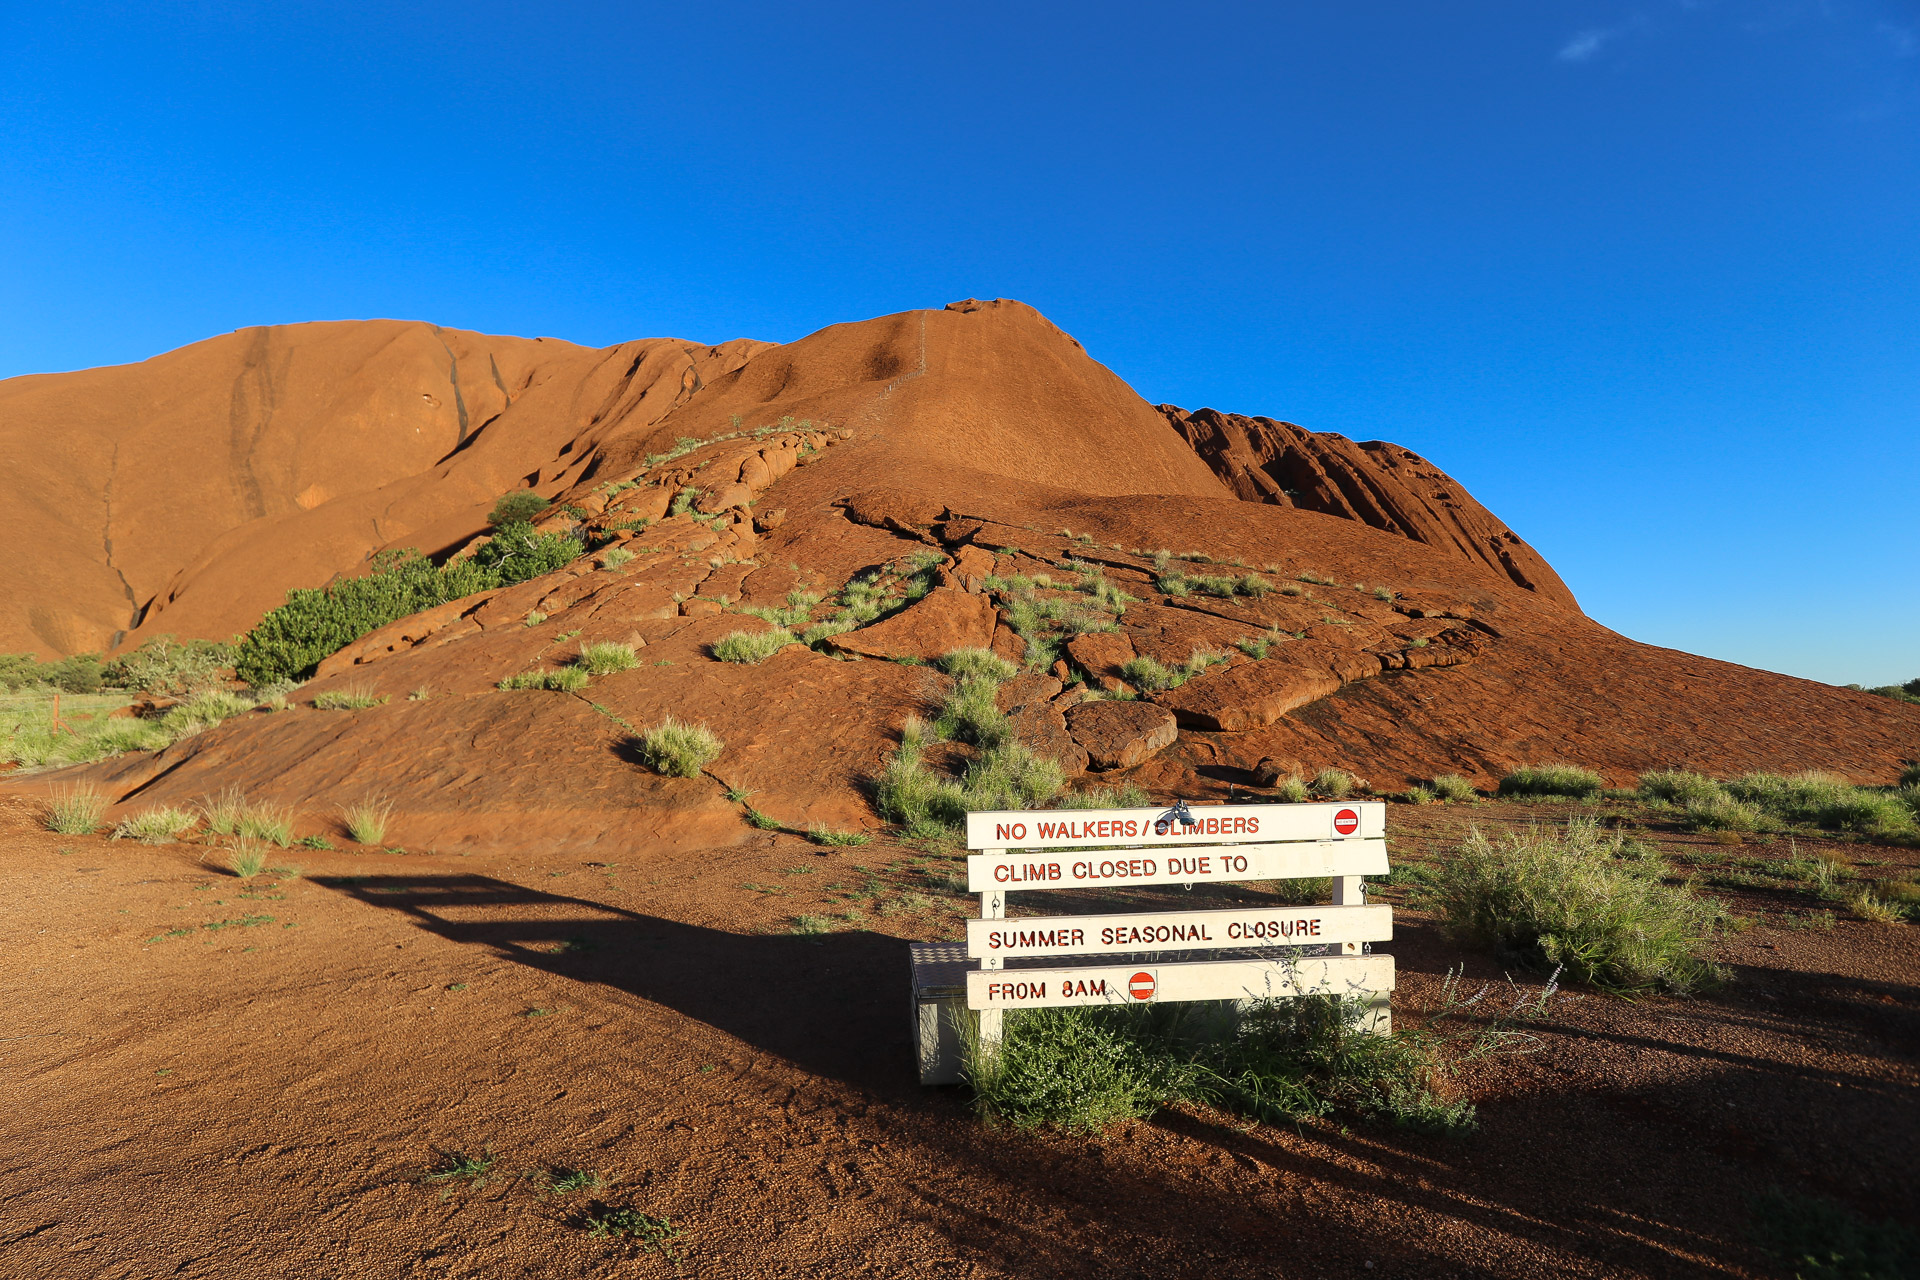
965;801;1384;851
966;954;1396;1010
966;903;1392;959
966;837;1386;893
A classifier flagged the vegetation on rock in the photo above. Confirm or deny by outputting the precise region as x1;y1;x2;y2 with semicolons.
235;527;581;685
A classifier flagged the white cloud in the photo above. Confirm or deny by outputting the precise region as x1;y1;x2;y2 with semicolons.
1558;27;1618;61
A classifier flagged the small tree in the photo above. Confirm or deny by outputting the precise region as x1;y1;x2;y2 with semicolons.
488;490;550;527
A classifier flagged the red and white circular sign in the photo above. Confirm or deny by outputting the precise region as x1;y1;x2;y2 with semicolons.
1333;808;1360;836
1128;971;1157;1001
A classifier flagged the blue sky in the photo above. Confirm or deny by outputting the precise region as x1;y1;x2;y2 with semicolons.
2;2;1914;684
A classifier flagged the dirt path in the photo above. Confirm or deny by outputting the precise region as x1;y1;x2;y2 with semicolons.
2;796;1914;1278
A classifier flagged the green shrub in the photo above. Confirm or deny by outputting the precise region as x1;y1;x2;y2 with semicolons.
1405;785;1436;805
1903;764;1920;789
1498;763;1605;800
102;636;234;696
968;994;1469;1135
600;546;634;570
497;667;590;692
712;629;796;664
235;530;581;686
45;784;108;834
1424;818;1727;994
489;490;551;527
578;642;639;676
1432;774;1477;804
638;719;724;777
111;807;196;843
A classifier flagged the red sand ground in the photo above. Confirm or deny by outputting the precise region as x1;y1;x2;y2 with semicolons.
2;794;1914;1278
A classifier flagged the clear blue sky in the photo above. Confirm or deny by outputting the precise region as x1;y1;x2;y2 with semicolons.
2;2;1914;684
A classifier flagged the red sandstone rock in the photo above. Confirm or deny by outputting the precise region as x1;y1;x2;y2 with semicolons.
1064;701;1179;771
1155;660;1350;732
1065;631;1135;679
823;588;996;661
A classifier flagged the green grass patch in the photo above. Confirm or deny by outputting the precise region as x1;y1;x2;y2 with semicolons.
111;806;196;844
498;667;591;692
578;642;639;676
712;628;796;663
808;826;871;847
311;685;388;710
1423;817;1727;994
1498;763;1605;800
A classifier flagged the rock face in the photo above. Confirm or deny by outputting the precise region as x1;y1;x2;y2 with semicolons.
5;299;1919;867
1064;701;1179;771
1159;405;1575;608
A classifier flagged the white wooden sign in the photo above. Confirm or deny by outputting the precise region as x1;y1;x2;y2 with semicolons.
967;903;1392;959
967;954;1396;1010
965;801;1383;851
966;837;1386;893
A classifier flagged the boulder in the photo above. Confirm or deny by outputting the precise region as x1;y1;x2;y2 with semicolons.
1010;703;1089;776
952;544;998;592
694;481;753;514
823;588;997;661
1064;701;1179;771
753;507;788;533
1065;631;1135;680
996;673;1064;714
1253;756;1304;787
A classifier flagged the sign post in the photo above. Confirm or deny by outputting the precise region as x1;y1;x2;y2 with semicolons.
909;800;1394;1085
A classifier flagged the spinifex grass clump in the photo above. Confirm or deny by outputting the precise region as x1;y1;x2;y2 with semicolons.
497;667;590;692
44;783;108;834
638;719;724;777
1641;768;1919;843
201;790;296;846
1423;817;1727;994
111;807;197;844
341;797;392;845
711;628;796;664
967;994;1471;1135
1431;774;1478;804
312;685;388;710
1497;763;1605;800
577;642;639;676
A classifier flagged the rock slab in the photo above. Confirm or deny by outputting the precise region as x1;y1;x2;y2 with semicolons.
1064;700;1179;771
824;588;997;662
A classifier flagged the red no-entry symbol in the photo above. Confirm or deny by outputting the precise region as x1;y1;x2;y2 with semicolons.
1334;808;1360;836
1128;971;1157;1001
